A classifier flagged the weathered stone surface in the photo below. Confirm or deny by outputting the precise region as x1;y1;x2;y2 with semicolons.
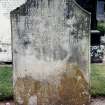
11;0;91;105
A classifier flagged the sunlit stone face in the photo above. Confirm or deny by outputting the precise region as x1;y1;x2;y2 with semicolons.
11;0;90;105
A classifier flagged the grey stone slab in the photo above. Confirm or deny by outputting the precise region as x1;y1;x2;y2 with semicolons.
11;0;91;105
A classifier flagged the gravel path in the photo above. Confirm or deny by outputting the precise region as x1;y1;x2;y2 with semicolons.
91;97;105;105
0;98;105;105
0;101;14;105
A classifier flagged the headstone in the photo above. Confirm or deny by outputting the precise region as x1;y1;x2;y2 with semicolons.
10;0;91;105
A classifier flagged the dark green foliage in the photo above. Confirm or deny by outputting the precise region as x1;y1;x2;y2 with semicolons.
97;21;105;32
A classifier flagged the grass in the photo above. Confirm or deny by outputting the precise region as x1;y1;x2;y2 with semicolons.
0;64;105;100
0;66;13;100
91;64;105;96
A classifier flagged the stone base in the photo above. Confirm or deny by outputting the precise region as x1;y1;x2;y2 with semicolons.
14;64;89;105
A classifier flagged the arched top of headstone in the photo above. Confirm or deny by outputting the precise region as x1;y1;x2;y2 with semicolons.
10;0;91;17
11;0;90;104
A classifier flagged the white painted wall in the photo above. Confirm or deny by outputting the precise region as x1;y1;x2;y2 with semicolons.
0;0;26;62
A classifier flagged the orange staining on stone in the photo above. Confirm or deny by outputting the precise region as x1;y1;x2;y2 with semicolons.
14;64;89;105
